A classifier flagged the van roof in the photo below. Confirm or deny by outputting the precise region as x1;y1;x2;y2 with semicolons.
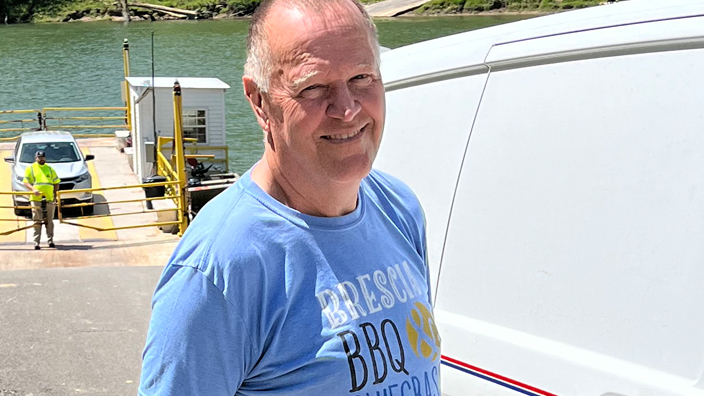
20;131;76;143
381;0;704;85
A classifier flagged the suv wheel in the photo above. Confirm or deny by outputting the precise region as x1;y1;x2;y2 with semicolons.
81;197;95;216
14;208;31;218
12;199;31;218
81;205;94;216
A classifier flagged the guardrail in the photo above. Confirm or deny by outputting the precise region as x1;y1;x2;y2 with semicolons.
0;191;37;236
0;107;128;140
0;180;185;237
56;180;183;232
42;107;127;131
157;136;229;173
156;148;181;203
0;110;42;138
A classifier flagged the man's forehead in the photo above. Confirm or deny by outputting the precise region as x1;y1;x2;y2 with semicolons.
264;2;370;50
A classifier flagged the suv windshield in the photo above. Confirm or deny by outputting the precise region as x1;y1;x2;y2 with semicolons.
19;142;81;163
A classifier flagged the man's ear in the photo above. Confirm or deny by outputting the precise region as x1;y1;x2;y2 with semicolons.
243;76;270;132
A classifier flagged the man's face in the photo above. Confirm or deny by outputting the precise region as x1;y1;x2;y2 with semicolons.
260;4;385;187
36;155;46;165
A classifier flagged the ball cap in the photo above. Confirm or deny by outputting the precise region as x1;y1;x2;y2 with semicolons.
35;150;46;157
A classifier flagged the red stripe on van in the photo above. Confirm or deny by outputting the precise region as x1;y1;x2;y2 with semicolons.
441;355;558;396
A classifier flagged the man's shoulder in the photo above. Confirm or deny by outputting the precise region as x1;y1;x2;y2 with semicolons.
363;169;422;212
170;178;302;271
362;169;426;251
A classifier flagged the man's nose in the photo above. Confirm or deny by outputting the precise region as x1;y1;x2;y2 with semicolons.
326;83;360;122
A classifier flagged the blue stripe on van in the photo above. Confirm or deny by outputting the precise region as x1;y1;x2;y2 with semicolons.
441;356;543;396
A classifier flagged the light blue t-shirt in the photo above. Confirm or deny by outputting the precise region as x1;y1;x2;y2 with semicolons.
139;169;441;396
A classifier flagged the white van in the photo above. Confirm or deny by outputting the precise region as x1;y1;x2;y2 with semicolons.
375;1;704;395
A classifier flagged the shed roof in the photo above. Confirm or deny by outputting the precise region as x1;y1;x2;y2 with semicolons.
126;77;230;90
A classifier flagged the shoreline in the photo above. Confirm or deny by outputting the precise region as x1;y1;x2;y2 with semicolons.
398;9;555;17
9;7;558;24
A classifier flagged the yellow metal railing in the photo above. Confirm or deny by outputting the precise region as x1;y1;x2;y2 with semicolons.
56;180;182;232
0;191;36;236
0;118;36;124
1;107;129;141
0;180;185;237
186;145;229;172
156;149;180;200
171;82;188;236
0;110;40;114
0;110;42;138
157;136;229;173
123;39;133;133
42;107;128;130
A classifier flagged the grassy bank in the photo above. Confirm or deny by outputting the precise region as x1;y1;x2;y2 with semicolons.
416;0;603;14
0;0;605;23
1;0;263;23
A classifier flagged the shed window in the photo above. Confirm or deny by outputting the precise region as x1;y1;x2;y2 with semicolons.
183;109;207;143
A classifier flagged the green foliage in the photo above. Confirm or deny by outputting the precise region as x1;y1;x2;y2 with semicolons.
462;0;483;12
0;0;605;23
417;0;600;13
226;0;260;15
559;0;599;9
417;0;466;13
505;0;541;10
539;0;559;9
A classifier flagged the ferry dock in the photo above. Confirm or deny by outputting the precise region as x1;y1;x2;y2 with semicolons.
0;137;180;271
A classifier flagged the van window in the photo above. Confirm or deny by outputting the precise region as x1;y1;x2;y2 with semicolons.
438;48;704;379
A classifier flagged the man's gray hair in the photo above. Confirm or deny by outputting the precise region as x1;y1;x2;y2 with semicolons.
244;0;380;93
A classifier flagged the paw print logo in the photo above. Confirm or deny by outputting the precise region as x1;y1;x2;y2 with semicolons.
406;302;441;361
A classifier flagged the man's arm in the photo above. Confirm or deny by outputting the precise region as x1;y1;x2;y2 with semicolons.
23;182;40;195
51;168;60;202
23;167;40;196
139;264;254;395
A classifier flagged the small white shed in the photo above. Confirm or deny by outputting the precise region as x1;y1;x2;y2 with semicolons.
125;77;230;182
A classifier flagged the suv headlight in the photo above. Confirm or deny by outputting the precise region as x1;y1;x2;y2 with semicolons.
75;172;90;183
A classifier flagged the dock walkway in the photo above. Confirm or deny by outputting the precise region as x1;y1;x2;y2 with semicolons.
366;0;430;17
0;137;179;270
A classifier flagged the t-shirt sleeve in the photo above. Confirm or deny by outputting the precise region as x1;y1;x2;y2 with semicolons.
23;166;33;184
51;168;60;184
139;264;254;395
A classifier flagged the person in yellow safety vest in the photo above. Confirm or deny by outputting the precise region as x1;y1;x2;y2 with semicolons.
23;150;61;250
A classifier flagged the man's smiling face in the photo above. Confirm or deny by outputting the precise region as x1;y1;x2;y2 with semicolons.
262;2;385;188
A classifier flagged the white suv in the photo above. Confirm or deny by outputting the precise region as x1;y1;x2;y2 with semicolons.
4;131;94;217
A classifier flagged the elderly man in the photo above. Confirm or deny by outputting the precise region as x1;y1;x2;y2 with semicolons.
139;0;440;394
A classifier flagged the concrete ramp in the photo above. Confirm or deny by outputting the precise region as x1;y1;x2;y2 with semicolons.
366;0;430;17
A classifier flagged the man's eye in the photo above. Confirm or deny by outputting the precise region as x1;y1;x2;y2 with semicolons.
302;85;321;92
352;74;370;81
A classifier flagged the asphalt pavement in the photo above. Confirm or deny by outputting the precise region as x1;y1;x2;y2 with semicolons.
0;266;164;396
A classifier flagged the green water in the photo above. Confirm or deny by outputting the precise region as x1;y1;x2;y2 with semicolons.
0;16;530;173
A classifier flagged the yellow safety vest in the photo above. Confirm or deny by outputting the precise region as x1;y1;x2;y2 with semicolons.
23;162;61;202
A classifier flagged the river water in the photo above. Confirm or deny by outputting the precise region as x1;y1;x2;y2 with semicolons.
0;16;531;173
